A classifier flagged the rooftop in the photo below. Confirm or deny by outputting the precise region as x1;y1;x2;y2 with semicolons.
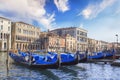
0;16;11;21
51;27;87;32
16;21;34;26
14;21;40;29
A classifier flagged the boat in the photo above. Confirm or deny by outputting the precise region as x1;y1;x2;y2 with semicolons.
60;52;79;66
103;49;115;59
79;54;87;63
48;51;79;66
104;52;113;59
111;60;120;66
19;50;79;66
9;52;59;69
88;52;104;59
18;50;59;63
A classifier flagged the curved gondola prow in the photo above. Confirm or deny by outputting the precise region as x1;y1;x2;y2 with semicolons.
48;52;60;68
50;53;60;69
9;52;26;63
75;51;80;63
76;50;88;63
57;53;61;67
57;54;60;68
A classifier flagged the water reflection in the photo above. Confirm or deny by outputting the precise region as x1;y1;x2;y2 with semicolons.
1;52;120;80
47;65;83;80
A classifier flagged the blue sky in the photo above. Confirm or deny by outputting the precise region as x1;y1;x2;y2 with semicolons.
0;0;120;42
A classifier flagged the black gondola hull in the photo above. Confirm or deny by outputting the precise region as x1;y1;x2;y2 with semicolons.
79;57;87;63
60;54;79;66
9;53;59;69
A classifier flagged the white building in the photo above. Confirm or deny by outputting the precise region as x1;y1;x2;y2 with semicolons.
0;17;11;51
51;27;88;51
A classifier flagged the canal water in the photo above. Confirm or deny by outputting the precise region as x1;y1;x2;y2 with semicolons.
0;52;120;80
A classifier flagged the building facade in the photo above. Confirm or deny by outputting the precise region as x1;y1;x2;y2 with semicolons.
99;41;109;51
40;32;65;52
0;17;11;51
87;38;96;53
65;34;77;52
87;38;101;52
109;42;120;54
51;27;88;51
108;42;120;49
11;22;41;51
88;38;109;52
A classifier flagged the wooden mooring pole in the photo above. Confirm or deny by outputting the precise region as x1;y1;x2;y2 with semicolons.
6;34;10;64
6;34;10;76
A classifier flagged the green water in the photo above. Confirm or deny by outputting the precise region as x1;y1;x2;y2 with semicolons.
0;52;120;80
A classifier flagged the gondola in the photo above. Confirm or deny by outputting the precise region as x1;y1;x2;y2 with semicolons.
103;49;115;59
48;52;79;66
88;52;104;59
9;52;59;69
79;54;87;63
60;53;79;66
18;50;51;62
104;52;113;59
19;51;79;66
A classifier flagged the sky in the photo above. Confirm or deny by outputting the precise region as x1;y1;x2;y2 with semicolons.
0;0;120;42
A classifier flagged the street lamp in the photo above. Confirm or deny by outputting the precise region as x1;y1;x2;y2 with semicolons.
112;34;118;59
115;34;118;49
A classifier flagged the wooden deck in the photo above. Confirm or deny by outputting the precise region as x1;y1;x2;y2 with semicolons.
86;59;114;63
111;59;120;66
115;54;120;58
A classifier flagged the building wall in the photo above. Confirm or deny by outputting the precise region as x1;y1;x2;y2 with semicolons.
51;27;88;52
65;34;76;52
40;32;65;52
108;42;120;49
99;41;109;51
11;22;41;51
87;38;109;52
0;17;11;51
76;28;87;51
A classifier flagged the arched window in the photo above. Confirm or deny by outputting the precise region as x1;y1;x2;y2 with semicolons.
17;43;19;49
4;42;6;49
33;45;34;50
36;45;38;49
20;44;21;49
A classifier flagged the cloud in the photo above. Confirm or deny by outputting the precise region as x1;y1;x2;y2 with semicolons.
79;0;116;19
79;23;84;28
114;1;120;15
0;0;55;30
86;15;120;42
38;13;56;30
54;0;69;12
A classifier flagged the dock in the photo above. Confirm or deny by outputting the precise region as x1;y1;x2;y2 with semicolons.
115;54;120;59
111;60;120;66
86;59;114;64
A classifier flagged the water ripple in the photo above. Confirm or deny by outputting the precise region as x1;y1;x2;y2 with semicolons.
1;52;120;80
